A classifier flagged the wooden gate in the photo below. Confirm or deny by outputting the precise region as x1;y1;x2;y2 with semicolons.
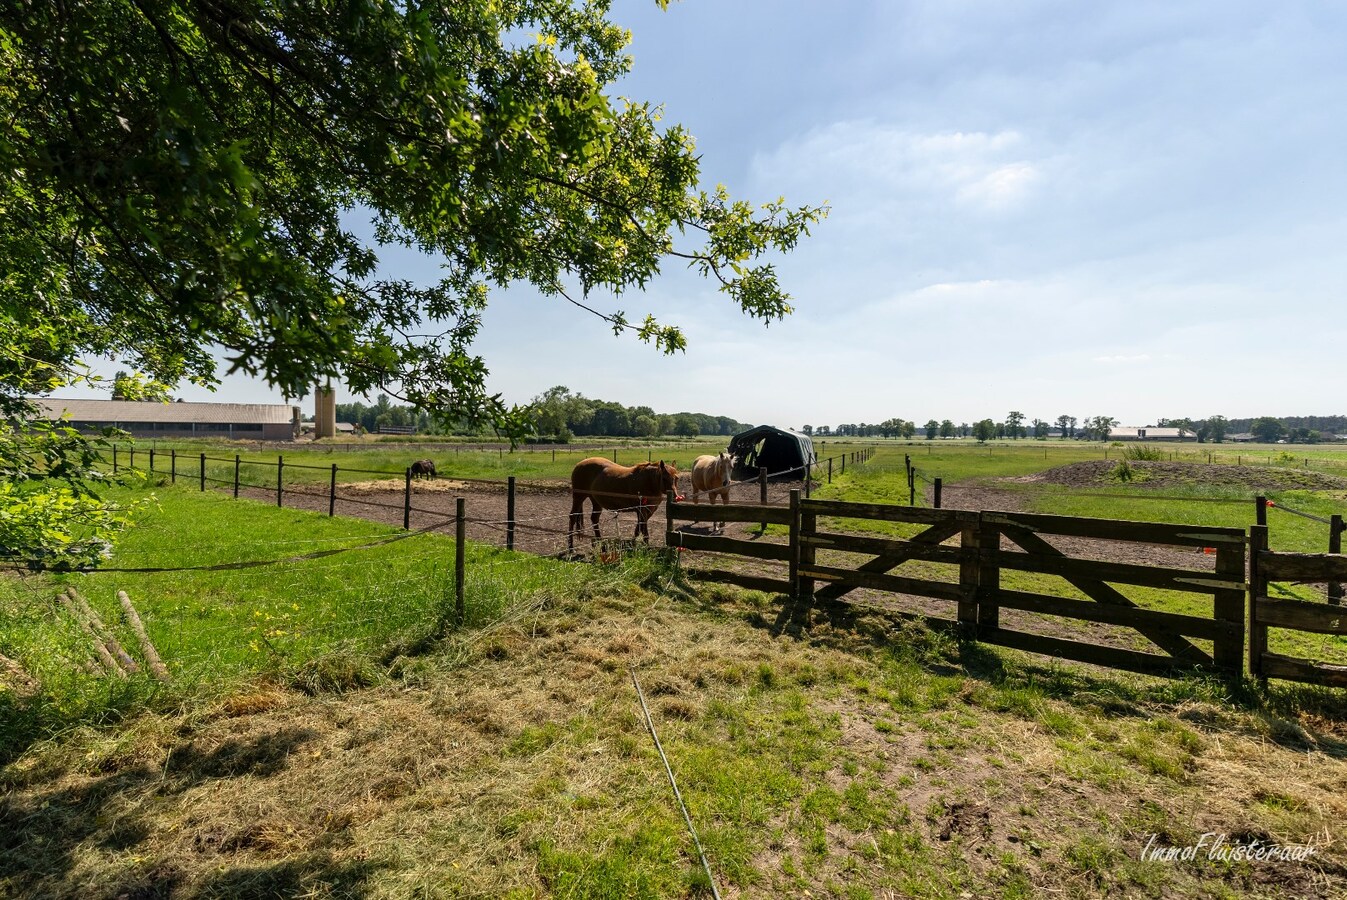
1248;524;1347;686
975;511;1246;676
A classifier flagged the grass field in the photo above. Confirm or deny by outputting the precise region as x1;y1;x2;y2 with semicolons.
3;438;1347;897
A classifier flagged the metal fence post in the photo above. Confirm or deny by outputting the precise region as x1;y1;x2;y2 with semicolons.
455;498;466;625
170;449;176;484
276;455;284;507
507;476;516;551
199;453;205;491
404;467;412;530
329;464;337;517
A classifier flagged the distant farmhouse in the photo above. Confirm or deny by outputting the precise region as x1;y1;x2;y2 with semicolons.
33;398;301;441
1107;426;1196;442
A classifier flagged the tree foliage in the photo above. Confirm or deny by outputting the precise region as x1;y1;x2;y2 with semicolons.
1;0;825;438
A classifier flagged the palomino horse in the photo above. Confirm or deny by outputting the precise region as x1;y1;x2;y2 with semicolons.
690;451;735;531
569;458;680;551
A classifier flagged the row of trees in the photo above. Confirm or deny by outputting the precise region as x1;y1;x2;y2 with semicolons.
803;413;1341;444
529;386;750;442
799;414;1118;442
332;386;753;442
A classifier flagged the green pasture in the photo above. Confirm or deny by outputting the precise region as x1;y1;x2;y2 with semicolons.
0;483;650;761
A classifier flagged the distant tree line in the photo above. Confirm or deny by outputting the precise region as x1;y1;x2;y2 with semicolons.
331;387;753;442
528;386;751;442
797;412;1344;445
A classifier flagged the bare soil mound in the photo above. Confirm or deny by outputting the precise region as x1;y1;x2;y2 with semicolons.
1014;460;1347;493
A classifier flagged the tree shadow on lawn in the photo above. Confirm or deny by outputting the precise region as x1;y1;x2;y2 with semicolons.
0;726;323;897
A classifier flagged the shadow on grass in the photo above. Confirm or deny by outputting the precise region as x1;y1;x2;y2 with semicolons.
0;726;319;897
695;584;1347;758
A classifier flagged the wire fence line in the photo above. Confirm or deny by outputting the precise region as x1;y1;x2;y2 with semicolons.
11;448;883;687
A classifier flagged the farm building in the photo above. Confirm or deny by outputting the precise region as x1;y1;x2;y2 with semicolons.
32;398;301;441
1107;426;1195;441
727;425;817;478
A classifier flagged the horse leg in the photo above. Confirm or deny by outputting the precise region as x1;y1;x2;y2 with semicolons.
590;504;602;541
569;495;584;552
635;506;650;542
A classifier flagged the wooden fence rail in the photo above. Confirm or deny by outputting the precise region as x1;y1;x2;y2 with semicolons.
667;495;1259;681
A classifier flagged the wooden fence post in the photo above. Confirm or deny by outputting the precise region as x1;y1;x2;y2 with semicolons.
1213;538;1246;675
1248;524;1269;682
840;453;845;476
329;464;337;516
199;453;205;491
804;461;811;498
1330;515;1344;605
507;476;516;551
170;449;176;484
758;466;769;532
1255;495;1267;527
666;490;675;548
233;455;240;498
827;457;832;484
908;468;916;506
788;488;801;600
959;522;980;637
934;477;942;509
403;467;412;530
798;495;815;612
455;498;466;625
130;447;135;469
276;455;284;507
149;448;155;473
978;513;1000;631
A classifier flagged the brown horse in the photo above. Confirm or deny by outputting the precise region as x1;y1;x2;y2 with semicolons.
569;458;680;551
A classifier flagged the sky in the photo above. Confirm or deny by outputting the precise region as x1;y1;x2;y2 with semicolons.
73;1;1347;430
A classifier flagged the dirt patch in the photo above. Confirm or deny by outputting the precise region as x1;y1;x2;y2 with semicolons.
1017;460;1347;493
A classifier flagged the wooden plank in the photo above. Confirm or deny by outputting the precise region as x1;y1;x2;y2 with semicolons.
667;502;793;525
1254;597;1347;635
979;628;1212;674
801;532;968;564
684;567;790;594
992;550;1240;593
981;510;1244;548
671;531;792;561
800;565;970;604
801;499;977;526
1260;652;1347;688
1259;552;1347;583
998;524;1209;664
997;589;1229;640
813;520;965;603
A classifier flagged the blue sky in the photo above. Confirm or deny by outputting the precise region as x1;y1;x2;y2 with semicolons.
99;1;1347;429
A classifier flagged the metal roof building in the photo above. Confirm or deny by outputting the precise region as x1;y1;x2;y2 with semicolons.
33;398;301;441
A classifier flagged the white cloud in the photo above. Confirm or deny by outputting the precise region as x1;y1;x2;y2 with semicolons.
1092;353;1152;364
751;121;1046;214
